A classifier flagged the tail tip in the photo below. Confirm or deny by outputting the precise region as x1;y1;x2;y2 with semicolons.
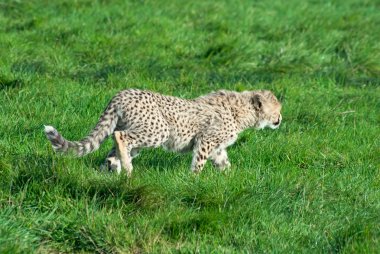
44;125;56;134
44;126;59;139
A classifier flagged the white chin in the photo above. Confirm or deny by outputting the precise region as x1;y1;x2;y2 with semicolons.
256;121;268;130
256;121;280;130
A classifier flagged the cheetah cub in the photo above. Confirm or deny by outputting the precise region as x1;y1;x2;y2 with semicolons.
44;89;282;176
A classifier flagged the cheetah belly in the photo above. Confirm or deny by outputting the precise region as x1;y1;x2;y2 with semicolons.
162;130;196;153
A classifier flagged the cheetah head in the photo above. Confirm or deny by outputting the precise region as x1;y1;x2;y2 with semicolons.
251;90;282;130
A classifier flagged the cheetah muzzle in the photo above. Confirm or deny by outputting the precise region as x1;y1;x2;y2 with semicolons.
44;89;282;177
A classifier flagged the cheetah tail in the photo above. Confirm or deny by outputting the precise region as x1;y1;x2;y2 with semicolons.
44;102;119;156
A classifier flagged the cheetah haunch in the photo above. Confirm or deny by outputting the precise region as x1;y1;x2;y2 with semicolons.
44;89;282;176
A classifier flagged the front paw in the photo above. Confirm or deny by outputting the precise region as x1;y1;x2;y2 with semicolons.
216;160;231;171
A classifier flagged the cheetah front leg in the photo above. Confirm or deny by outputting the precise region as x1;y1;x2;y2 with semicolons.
210;148;231;171
191;146;231;173
114;131;133;177
191;131;237;173
191;139;217;173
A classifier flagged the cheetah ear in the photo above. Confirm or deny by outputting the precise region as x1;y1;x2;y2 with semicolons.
251;93;263;110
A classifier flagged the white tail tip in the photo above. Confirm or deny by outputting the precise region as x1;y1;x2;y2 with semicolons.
44;125;56;134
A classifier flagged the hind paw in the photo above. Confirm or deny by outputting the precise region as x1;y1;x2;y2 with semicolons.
100;157;121;174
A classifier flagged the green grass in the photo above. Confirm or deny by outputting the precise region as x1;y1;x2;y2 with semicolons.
1;0;379;252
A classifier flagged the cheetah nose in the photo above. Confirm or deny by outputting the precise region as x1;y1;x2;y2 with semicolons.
273;118;280;125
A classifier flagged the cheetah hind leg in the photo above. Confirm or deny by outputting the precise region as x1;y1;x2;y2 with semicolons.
101;146;139;173
114;131;133;177
100;146;122;173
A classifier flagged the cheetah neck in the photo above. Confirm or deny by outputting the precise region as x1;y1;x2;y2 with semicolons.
228;98;258;132
196;90;259;132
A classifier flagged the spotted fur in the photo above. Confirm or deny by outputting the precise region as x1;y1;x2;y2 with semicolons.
44;89;282;176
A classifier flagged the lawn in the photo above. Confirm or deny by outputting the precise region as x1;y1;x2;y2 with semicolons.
0;0;379;252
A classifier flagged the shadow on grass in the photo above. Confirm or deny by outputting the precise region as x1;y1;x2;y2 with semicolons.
11;60;46;75
130;149;191;173
0;1;27;19
47;221;114;253
3;153;161;252
328;220;378;253
82;148;188;174
5;19;37;32
7;153;164;211
0;76;23;90
163;211;228;239
80;179;164;211
180;190;224;210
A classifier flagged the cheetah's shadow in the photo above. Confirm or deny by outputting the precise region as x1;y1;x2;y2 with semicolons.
87;148;192;173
